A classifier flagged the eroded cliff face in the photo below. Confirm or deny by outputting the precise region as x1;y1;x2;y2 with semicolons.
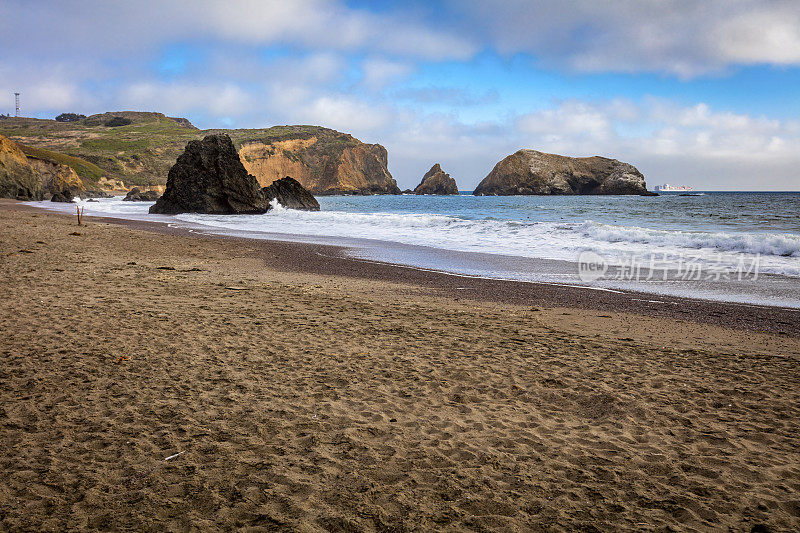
0;134;42;200
239;138;317;188
473;150;654;196
27;156;85;197
237;131;399;195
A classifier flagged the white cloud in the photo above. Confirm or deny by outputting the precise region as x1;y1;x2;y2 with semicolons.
713;5;800;65
456;0;800;76
361;58;413;90
1;0;475;62
119;82;255;116
300;96;394;132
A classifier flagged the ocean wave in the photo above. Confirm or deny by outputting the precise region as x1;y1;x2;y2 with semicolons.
33;196;800;277
580;221;800;257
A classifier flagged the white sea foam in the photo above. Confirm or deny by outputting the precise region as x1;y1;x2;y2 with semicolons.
30;195;800;279
579;221;800;258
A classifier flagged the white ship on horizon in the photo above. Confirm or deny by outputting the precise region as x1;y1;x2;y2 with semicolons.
654;183;694;192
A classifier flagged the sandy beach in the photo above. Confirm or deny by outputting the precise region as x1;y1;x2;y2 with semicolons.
1;202;799;531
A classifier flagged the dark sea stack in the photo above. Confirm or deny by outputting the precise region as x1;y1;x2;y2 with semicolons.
262;176;320;211
414;164;459;195
150;134;271;215
50;187;74;202
0;134;42;200
473;149;655;196
123;187;160;201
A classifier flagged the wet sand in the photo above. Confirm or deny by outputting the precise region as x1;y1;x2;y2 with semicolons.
1;203;799;531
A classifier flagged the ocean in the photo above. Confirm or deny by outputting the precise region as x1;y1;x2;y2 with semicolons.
33;192;800;308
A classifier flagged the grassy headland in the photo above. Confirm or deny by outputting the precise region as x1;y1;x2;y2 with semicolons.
0;113;367;189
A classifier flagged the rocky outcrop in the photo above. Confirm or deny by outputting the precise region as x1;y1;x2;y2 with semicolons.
26;155;85;199
150;134;271;215
50;189;74;202
123;187;160;201
82;189;114;199
0;134;42;200
473;150;655;196
2;116;399;194
414;164;458;195
262;177;320;211
97;177;127;191
237;127;400;195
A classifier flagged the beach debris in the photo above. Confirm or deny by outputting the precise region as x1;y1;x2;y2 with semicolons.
164;451;185;462
76;205;84;225
115;356;129;364
225;286;250;290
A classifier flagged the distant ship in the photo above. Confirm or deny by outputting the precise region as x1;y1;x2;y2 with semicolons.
654;183;694;192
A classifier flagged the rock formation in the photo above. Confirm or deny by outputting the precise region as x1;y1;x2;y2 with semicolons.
50;188;74;202
414;164;459;195
237;126;400;195
0;134;42;200
150;134;272;215
1;115;400;195
262;177;320;211
26;154;85;199
123;187;160;201
473;150;655;196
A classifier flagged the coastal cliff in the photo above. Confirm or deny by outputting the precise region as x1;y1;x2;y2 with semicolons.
0;114;399;194
26;154;85;198
474;150;654;196
236;126;400;195
0;134;41;200
1;133;92;201
414;164;459;195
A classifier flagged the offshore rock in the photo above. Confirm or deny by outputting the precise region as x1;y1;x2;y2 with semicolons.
414;164;459;195
473;150;655;196
150;134;271;215
123;187;161;201
262;177;320;211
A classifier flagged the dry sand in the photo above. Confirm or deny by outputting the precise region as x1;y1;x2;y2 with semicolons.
1;204;799;531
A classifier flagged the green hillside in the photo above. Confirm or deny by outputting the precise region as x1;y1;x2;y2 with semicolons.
0;112;358;188
18;145;106;186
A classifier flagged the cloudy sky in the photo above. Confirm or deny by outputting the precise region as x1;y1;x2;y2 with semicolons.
2;0;800;190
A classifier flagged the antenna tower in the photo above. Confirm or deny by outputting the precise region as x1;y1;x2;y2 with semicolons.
14;93;20;117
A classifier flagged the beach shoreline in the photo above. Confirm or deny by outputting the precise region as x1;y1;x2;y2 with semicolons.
7;199;796;338
1;201;799;530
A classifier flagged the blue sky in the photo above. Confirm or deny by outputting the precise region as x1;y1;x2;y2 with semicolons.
2;0;800;190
